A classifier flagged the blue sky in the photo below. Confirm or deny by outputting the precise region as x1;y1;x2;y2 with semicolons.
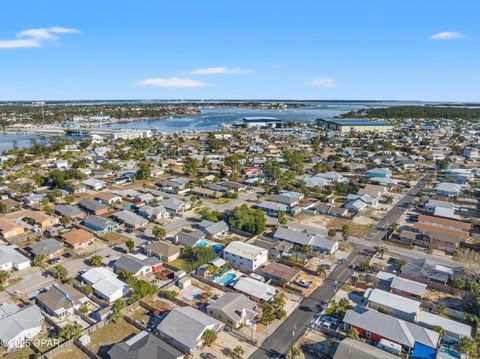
1;0;479;101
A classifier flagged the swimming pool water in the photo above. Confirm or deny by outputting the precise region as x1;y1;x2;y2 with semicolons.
196;240;209;247
218;272;236;285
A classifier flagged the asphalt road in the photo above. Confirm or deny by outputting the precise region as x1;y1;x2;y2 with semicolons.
366;171;434;242
249;250;366;359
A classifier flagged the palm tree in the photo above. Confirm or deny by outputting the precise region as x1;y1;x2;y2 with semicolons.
328;229;337;240
302;245;312;263
232;345;245;358
292;244;302;262
288;346;301;359
201;329;218;347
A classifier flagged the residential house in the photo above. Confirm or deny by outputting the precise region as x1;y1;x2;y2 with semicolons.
83;215;118;233
108;331;184;359
94;192;122;205
390;276;427;299
343;306;439;353
156;306;223;354
0;244;30;271
36;283;88;318
144;241;181;262
401;258;455;285
271;190;304;208
112;211;148;229
273;227;338;254
207;293;257;329
254;201;288;215
363;288;421;322
0;218;25;239
23;211;59;229
161;198;190;215
0;304;44;351
28;238;64;258
175;230;205;247
197;220;229;238
81;267;128;302
82;178;107;190
54;205;85;219
113;254;161;277
333;337;398;359
191;187;222;199
61;229;95;249
138;205;169;221
260;262;301;285
78;199;110;216
434;183;461;198
223;241;268;272
232;277;276;302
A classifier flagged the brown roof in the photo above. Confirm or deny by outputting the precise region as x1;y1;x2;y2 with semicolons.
413;223;469;240
261;262;301;282
94;192;119;201
0;198;21;208
0;218;22;232
62;229;95;246
418;215;471;231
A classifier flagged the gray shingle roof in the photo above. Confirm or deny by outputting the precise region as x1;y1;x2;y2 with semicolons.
108;331;183;359
28;238;63;256
157;306;223;352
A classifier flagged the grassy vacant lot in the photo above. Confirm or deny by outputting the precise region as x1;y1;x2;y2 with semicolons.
49;346;90;359
1;346;35;359
100;232;131;246
169;257;192;271
87;319;139;357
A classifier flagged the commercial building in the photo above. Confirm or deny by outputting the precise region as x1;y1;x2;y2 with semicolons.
316;118;393;133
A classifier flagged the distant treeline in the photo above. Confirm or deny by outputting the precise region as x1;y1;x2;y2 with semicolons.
341;106;480;121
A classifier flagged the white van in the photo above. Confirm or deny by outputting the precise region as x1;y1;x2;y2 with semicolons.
377;339;402;356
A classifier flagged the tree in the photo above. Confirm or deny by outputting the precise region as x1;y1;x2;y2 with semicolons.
126;239;135;253
183;156;199;176
347;328;359;339
0;270;10;288
292;244;302;262
89;255;103;267
341;225;351;241
280;278;288;288
52;265;68;280
278;211;287;225
58;323;82;340
201;329;218;347
317;265;326;277
435;304;447;317
110;299;126;323
458;337;478;358
60;216;71;226
358;259;371;272
288;346;301;359
373;246;386;259
135;162;151;180
328;229;337;240
152;226;166;241
232;345;245;358
227;205;266;235
260;303;275;325
33;254;46;268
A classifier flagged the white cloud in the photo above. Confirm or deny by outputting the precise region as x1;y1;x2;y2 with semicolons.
0;27;79;49
312;77;337;88
429;32;465;40
0;39;41;48
139;77;208;88
190;67;251;75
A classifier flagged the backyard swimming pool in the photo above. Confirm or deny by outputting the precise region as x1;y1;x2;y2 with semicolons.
196;240;209;247
211;244;225;253
218;272;237;286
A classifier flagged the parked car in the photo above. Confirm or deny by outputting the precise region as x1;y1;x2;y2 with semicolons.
297;279;312;288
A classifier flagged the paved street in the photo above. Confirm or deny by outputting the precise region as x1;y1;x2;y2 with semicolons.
249;250;366;359
366;171;434;242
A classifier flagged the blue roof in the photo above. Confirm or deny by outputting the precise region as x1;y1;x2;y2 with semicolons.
411;343;437;359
